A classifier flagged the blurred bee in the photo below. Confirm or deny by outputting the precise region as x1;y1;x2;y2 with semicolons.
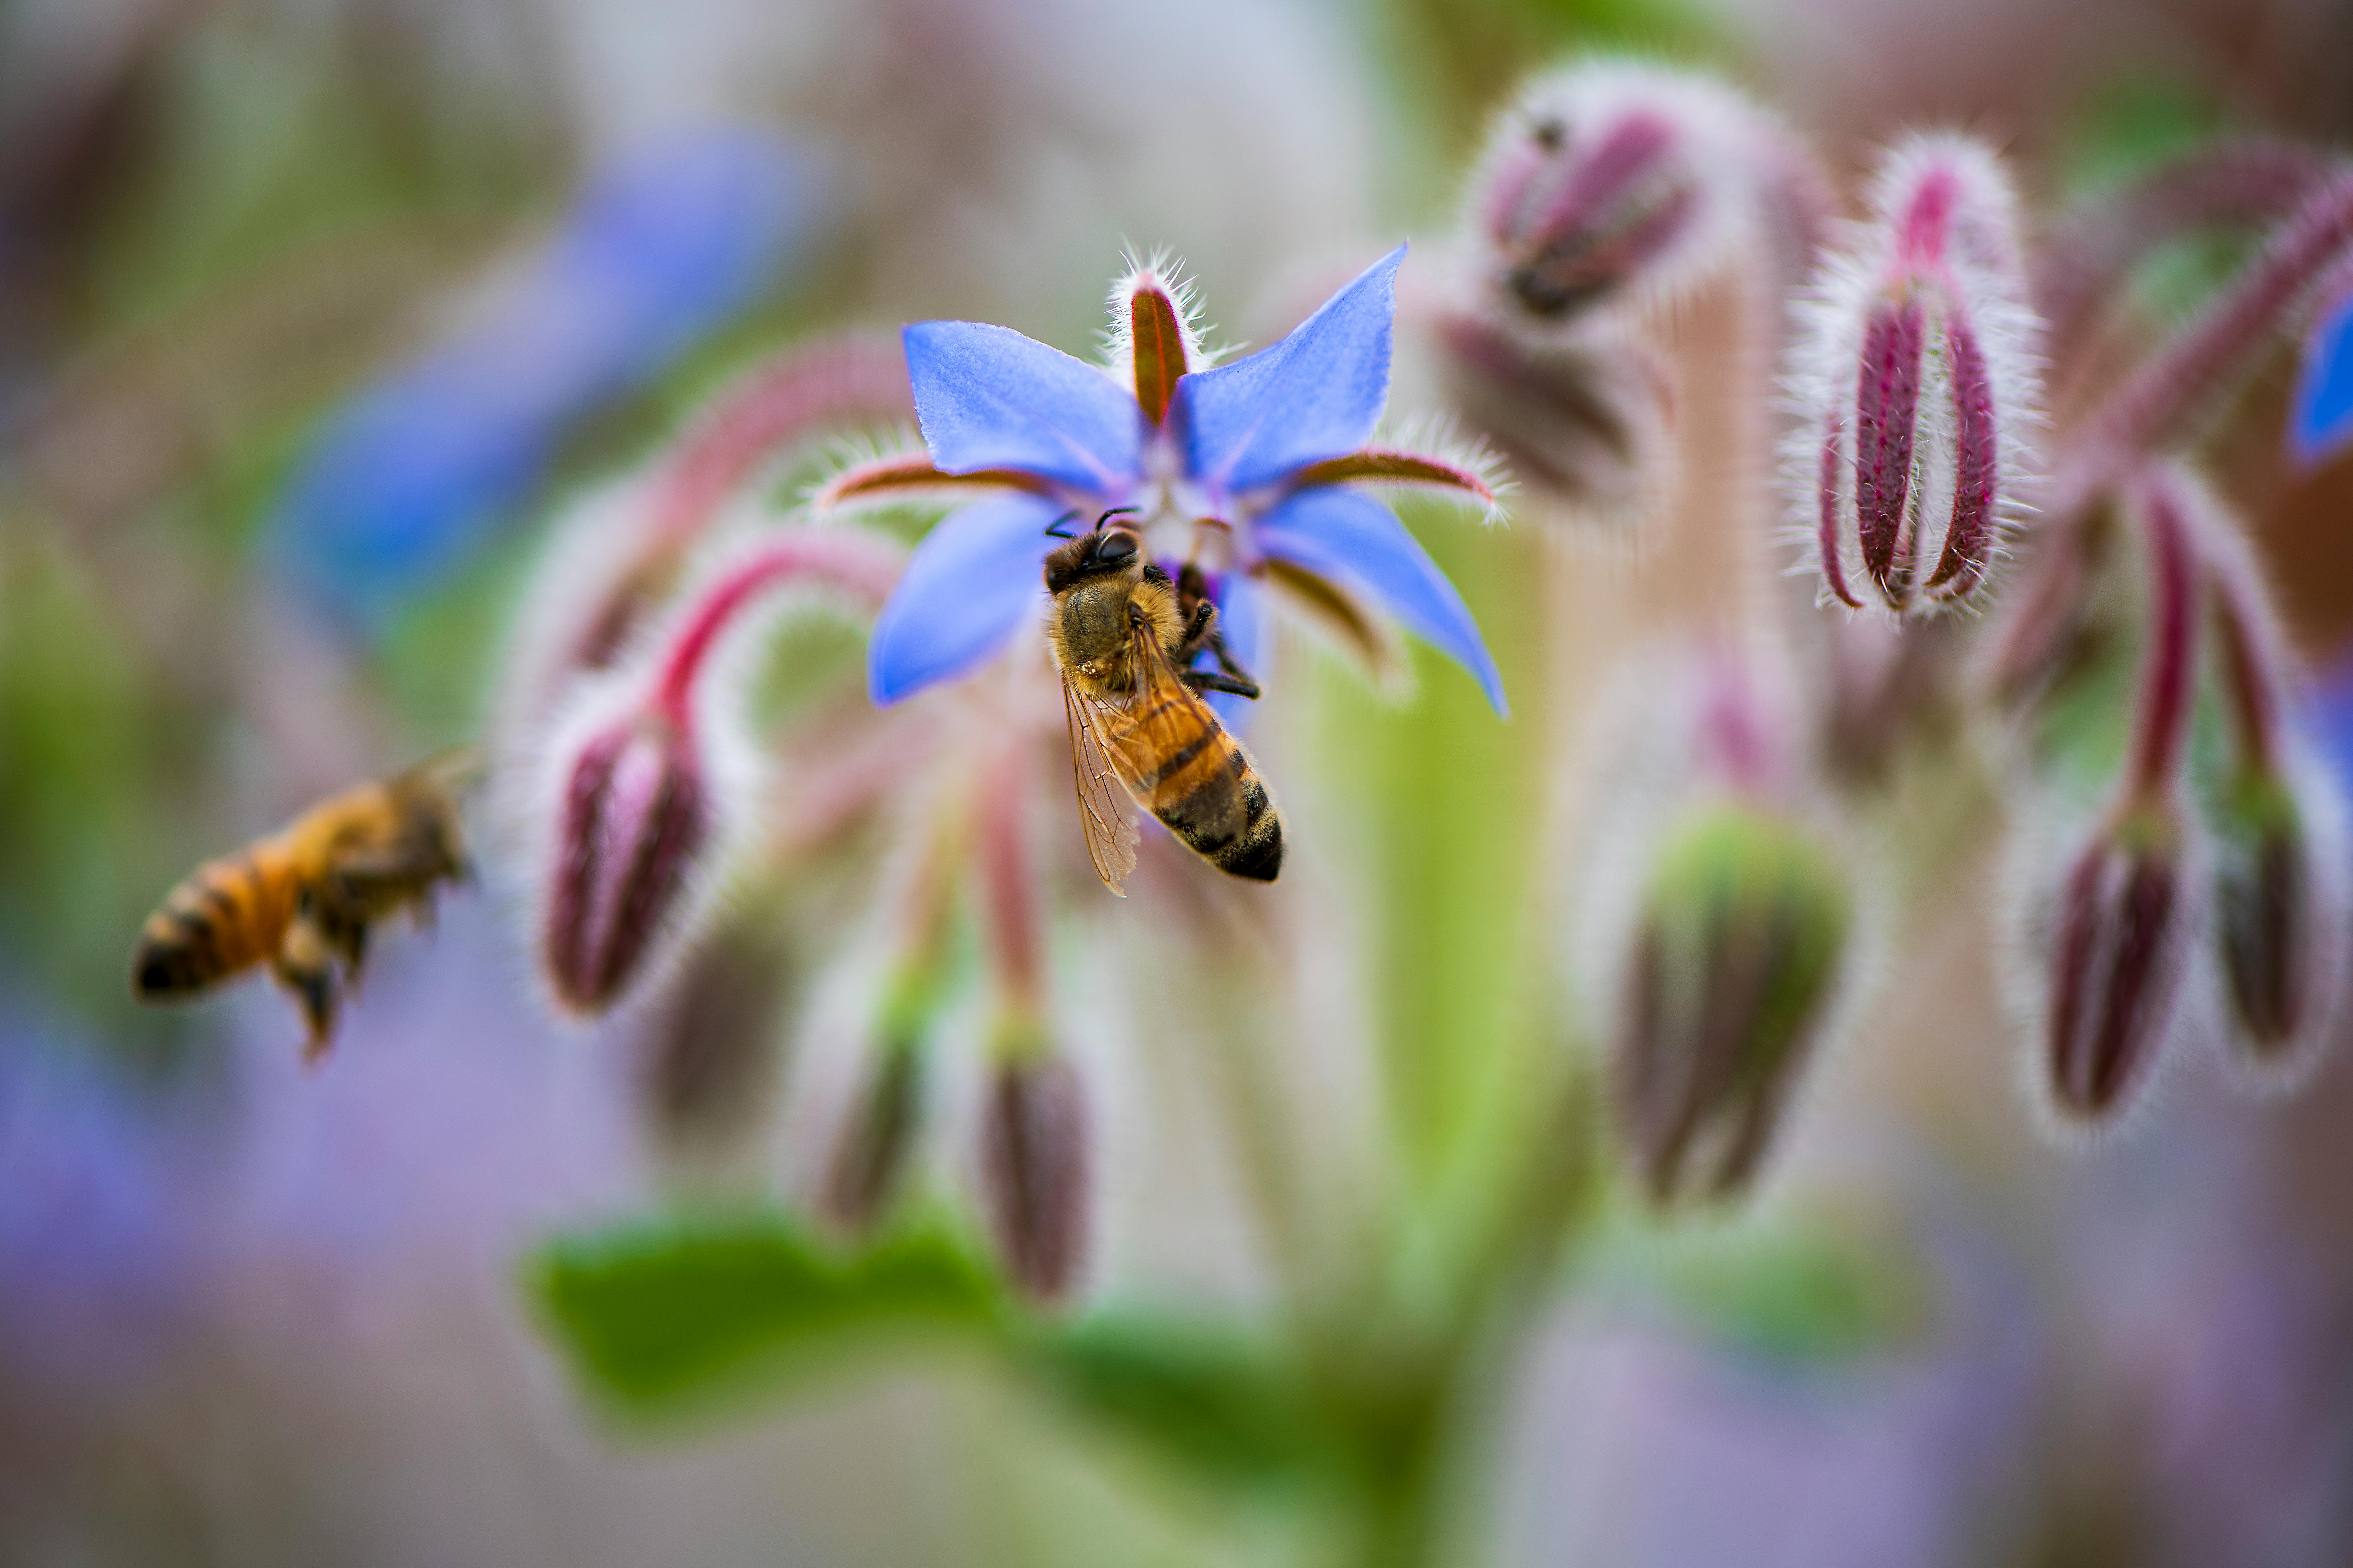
1044;510;1283;895
131;750;475;1059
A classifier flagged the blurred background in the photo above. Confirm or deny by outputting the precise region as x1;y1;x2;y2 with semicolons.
9;0;2353;1563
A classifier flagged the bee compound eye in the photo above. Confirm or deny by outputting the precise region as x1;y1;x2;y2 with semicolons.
1094;532;1137;565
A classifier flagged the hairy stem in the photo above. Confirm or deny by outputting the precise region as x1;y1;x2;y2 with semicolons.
649;531;902;724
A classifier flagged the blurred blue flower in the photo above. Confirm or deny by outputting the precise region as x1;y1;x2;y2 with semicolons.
2290;285;2353;469
2299;641;2353;802
266;126;828;632
837;246;1508;714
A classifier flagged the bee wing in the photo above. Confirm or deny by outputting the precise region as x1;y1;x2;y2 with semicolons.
1121;618;1246;844
1062;670;1140;896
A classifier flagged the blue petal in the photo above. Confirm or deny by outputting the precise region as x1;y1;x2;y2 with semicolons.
1206;571;1267;731
903;321;1143;491
1172;245;1404;494
869;493;1065;704
1255;486;1507;715
267;128;824;634
2291;287;2353;468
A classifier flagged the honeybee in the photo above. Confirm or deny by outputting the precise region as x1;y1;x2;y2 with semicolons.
131;751;475;1059
1044;511;1283;895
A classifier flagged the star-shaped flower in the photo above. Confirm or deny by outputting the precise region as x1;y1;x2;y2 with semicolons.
819;247;1508;714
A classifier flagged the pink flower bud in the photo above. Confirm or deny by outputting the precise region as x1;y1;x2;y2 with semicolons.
2013;463;2209;1126
1467;63;1824;328
978;1050;1089;1303
1790;135;2042;615
2039;806;2193;1122
543;714;711;1015
520;530;900;1019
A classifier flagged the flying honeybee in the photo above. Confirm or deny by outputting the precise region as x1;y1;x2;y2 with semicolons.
131;750;475;1059
1044;510;1283;895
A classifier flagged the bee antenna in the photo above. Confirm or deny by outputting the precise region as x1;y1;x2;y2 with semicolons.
1096;506;1140;533
1044;510;1082;539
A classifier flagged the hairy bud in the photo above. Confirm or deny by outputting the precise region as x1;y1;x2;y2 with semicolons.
521;529;898;1019
1468;62;1822;328
1429;305;1669;513
543;715;710;1015
2176;466;2353;1077
1610;802;1852;1203
2202;755;2350;1088
1790;135;2042;614
978;1047;1089;1302
2038;806;2193;1122
2213;779;2313;1051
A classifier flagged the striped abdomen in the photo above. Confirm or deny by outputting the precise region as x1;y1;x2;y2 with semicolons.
133;840;301;999
1108;693;1284;883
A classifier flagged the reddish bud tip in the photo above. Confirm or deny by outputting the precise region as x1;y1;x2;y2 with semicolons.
1128;282;1190;426
1105;257;1209;429
2042;809;2190;1121
544;718;709;1015
978;1052;1089;1302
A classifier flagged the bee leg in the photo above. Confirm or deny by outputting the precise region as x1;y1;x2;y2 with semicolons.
273;958;340;1061
1172;596;1218;661
1206;625;1259;685
1184;669;1262;700
299;882;371;980
276;917;346;1061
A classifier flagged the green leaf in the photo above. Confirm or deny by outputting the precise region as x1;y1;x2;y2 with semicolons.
1018;1314;1327;1492
527;1210;1006;1418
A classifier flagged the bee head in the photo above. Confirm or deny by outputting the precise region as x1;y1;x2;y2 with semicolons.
1044;513;1144;595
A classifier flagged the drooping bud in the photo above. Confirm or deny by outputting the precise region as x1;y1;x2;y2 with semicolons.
822;935;957;1234
1790;134;2042;614
1609;801;1852;1203
1428;304;1670;514
978;1045;1089;1302
2209;771;2347;1072
2018;465;2205;1126
2038;805;2193;1121
1467;63;1825;328
2182;464;2350;1075
527;529;902;1018
543;713;711;1015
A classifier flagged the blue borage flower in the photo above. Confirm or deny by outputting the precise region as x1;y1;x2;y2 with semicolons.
817;246;1509;715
